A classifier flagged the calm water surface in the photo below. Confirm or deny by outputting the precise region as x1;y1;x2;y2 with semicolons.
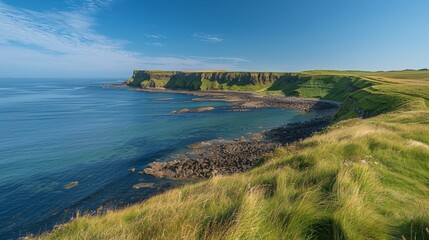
0;78;324;239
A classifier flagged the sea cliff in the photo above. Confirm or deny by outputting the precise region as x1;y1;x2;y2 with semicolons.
125;70;370;100
124;70;381;119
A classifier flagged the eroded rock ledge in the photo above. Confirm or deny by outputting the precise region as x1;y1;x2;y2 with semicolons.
141;88;339;112
141;117;332;179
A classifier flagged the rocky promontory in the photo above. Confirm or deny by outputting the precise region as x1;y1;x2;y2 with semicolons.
119;71;342;179
141;117;332;179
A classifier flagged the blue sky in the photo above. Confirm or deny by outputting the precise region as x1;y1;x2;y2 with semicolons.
0;0;428;77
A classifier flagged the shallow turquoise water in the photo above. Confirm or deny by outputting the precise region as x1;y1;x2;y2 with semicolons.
0;78;323;239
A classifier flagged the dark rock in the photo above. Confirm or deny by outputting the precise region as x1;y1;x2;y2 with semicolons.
141;106;334;179
171;107;214;114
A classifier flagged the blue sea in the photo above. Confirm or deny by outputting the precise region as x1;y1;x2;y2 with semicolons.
0;78;324;239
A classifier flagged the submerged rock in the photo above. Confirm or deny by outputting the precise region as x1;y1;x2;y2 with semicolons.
188;141;212;149
132;182;155;189
171;107;214;114
229;108;250;112
64;181;79;189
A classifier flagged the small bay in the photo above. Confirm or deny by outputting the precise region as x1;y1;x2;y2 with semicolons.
0;78;324;238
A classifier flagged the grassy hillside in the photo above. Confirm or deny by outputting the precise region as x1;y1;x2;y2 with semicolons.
38;70;429;240
266;74;372;101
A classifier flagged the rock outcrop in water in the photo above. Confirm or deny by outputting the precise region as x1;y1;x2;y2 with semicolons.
121;70;367;179
143;141;279;178
141;117;332;179
64;181;79;189
140;88;339;112
170;107;215;114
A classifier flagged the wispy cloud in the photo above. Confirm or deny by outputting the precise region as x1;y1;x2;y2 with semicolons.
145;42;164;47
144;34;166;39
0;1;139;76
193;33;223;43
144;34;165;47
139;56;244;71
66;0;115;12
0;1;243;77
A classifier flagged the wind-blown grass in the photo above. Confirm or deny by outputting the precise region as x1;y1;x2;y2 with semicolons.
37;70;429;240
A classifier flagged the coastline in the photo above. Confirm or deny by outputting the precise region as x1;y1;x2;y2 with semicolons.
141;117;334;179
139;87;340;111
29;69;429;239
11;83;337;239
104;84;340;111
107;85;340;179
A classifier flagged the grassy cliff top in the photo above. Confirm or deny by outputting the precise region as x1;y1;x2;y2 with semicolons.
38;70;429;240
134;69;429;78
133;70;288;73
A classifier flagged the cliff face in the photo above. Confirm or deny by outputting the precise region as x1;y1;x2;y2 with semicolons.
125;70;177;88
165;72;203;90
200;72;281;86
125;71;285;91
125;70;373;103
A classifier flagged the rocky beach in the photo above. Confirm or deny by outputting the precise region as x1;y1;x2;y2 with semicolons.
137;87;340;111
141;117;333;179
118;86;340;179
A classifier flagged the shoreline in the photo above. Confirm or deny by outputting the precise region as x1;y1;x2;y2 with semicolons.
104;84;340;111
109;85;340;179
138;87;340;111
141;117;333;179
18;83;337;237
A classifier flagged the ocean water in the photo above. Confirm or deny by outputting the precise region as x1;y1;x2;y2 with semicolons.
0;78;323;239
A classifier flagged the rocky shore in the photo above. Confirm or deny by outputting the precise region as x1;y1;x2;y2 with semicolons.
105;85;340;179
141;117;332;179
139;88;339;111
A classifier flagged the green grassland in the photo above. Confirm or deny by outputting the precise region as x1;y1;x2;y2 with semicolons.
266;74;372;101
38;70;429;240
